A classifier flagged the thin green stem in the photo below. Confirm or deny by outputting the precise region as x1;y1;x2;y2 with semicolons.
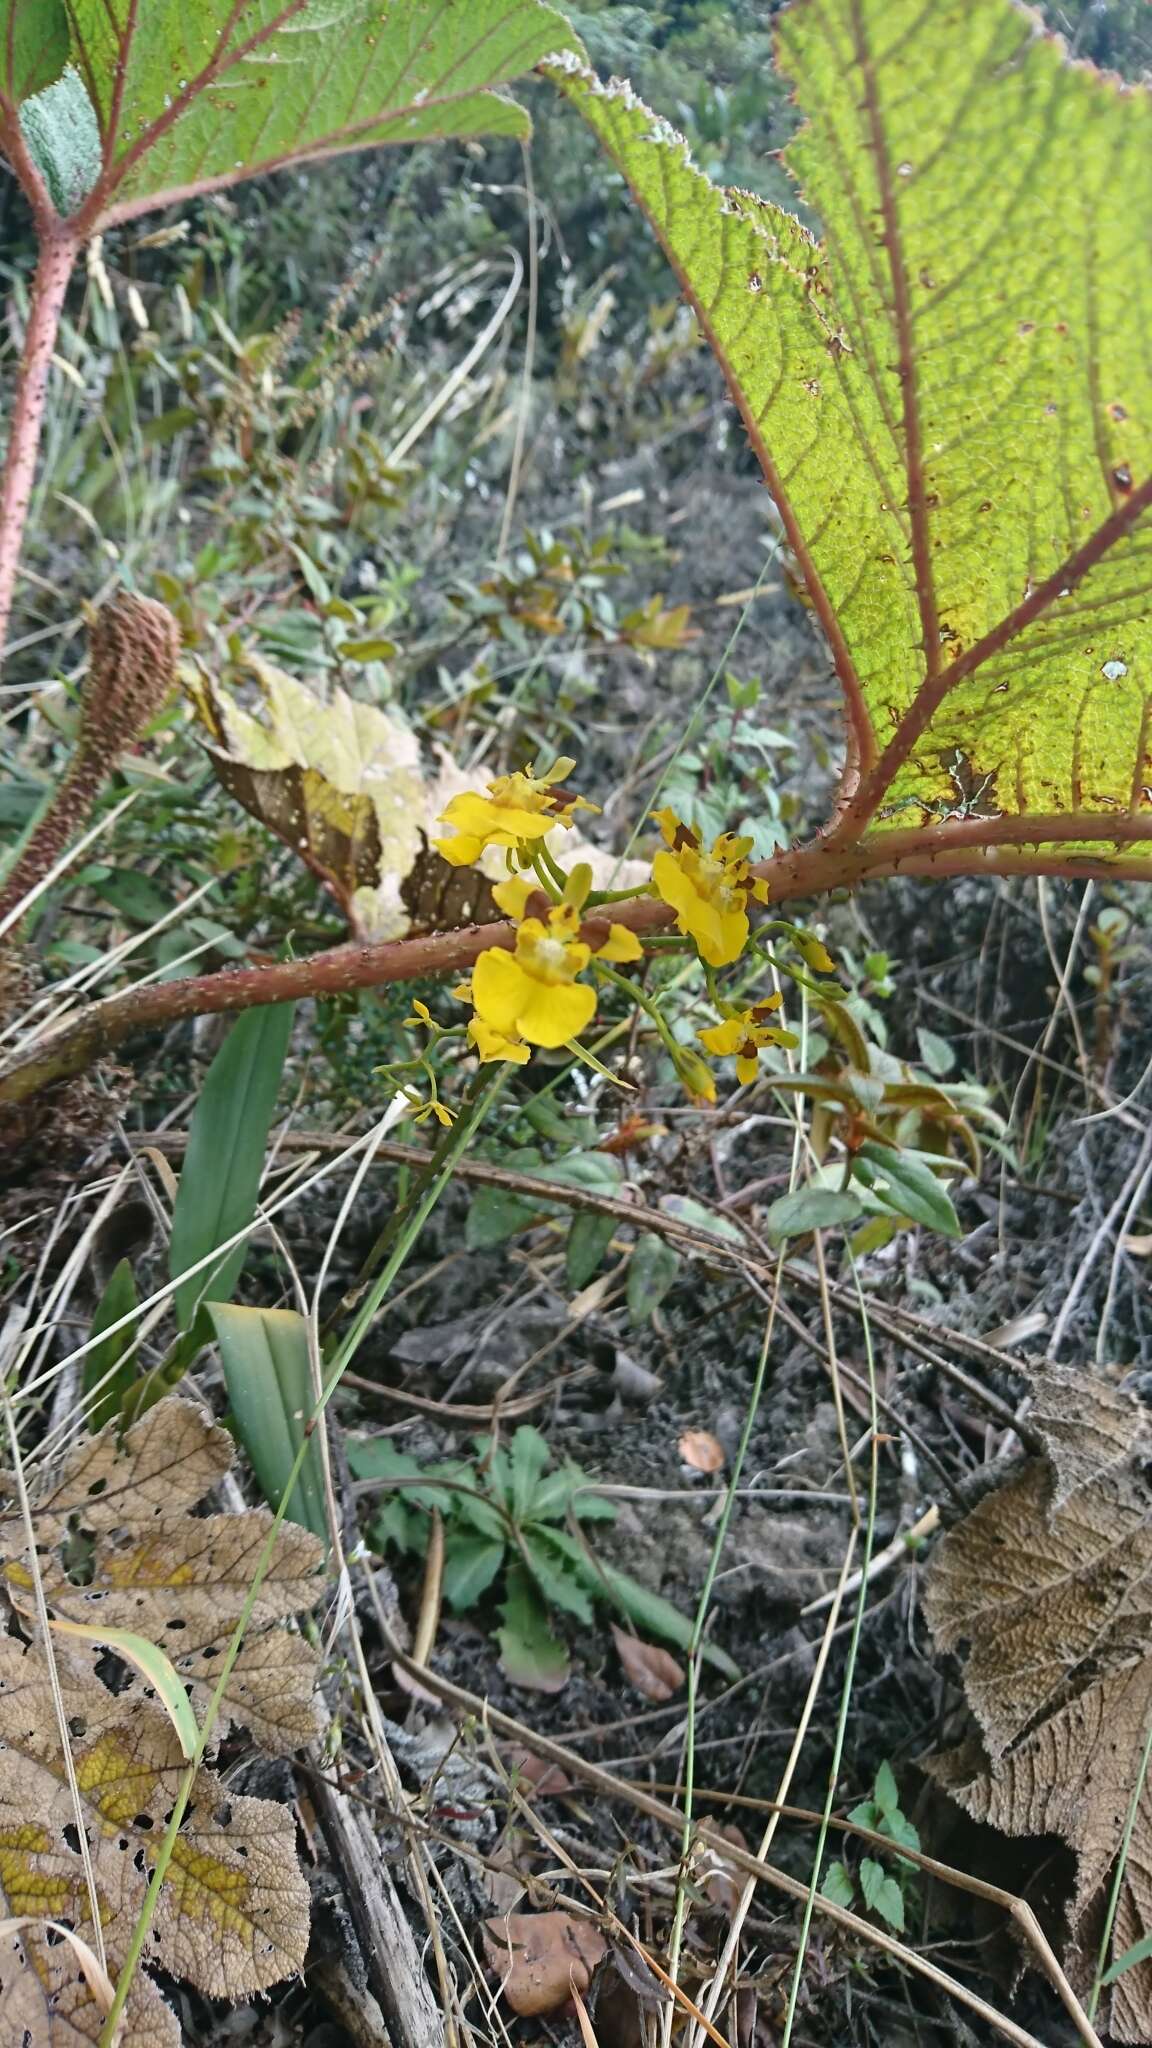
595;959;679;1057
528;843;565;899
660;1293;781;2048
780;1262;880;2047
1089;1707;1152;2019
98;1071;503;2043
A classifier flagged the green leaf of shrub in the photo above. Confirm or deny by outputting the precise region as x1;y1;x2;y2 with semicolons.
859;1857;905;1934
169;1002;295;1331
566;1208;616;1290
62;0;583;230
521;1529;595;1626
820;1861;855;1911
465;1185;540;1250
508;1426;551;1522
497;1562;569;1692
873;1760;901;1821
209;1304;328;1542
83;1258;139;1434
854;1141;961;1239
553;5;1152;871
765;1185;864;1247
596;1563;739;1680
2;0;69;101
627;1233;680;1323
658;1194;741;1245
442;1532;506;1610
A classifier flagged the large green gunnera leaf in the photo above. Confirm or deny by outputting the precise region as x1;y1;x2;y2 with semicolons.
0;0;68;102
552;4;1152;877
15;0;580;229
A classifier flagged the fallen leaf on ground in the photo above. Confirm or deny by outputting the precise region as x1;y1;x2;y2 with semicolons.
679;1429;725;1473
483;1910;607;2016
0;1397;321;2038
611;1625;684;1701
502;1746;573;1796
700;1822;750;1918
923;1364;1152;2042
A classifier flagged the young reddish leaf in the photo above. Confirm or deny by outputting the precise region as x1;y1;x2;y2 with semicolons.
610;1625;684;1702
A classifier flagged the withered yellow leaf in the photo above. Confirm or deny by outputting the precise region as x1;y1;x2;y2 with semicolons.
190;659;645;939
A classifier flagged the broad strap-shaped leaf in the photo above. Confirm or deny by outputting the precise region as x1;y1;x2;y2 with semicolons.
553;3;1152;870
19;0;581;229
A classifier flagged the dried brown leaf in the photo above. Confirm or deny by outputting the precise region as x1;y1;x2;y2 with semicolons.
3;1396;232;1542
678;1429;725;1474
0;1397;322;2034
610;1626;684;1702
483;1910;607;2016
923;1367;1152;2041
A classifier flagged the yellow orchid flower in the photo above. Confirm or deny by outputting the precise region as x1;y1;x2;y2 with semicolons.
463;902;644;1063
650;811;766;967
409;1093;455;1127
472;901;597;1050
434;757;598;868
699;999;796;1085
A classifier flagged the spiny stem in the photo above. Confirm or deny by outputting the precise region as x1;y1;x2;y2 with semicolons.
8;816;1152;1108
0;230;79;665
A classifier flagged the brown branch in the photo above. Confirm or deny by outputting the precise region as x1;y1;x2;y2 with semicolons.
6;814;1152;1107
851;0;940;682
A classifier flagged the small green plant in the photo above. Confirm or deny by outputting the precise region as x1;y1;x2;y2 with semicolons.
821;1760;921;1936
348;1423;738;1690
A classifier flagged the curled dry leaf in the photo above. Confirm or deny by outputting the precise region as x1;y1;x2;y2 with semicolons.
678;1429;725;1474
923;1365;1152;2043
610;1625;684;1702
483;1910;608;2017
190;661;646;940
0;1397;323;2040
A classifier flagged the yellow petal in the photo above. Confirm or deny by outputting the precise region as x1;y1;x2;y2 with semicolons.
702;903;749;968
735;1053;760;1085
595;923;644;963
492;874;538;919
652;851;727;960
699;1018;744;1057
652;806;683;846
515;977;597;1049
469;1016;531;1064
472;947;530;1035
434;830;485;867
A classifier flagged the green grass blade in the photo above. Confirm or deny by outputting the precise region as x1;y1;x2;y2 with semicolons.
169;1002;295;1332
209;1304;328;1543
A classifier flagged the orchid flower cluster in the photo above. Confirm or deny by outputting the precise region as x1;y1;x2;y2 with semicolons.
392;759;837;1125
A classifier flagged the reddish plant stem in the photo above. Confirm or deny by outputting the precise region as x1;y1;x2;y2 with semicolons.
7;817;1152;1107
0;228;79;664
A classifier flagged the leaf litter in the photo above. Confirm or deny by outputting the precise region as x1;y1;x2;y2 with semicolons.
924;1365;1152;2043
0;1396;322;2043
